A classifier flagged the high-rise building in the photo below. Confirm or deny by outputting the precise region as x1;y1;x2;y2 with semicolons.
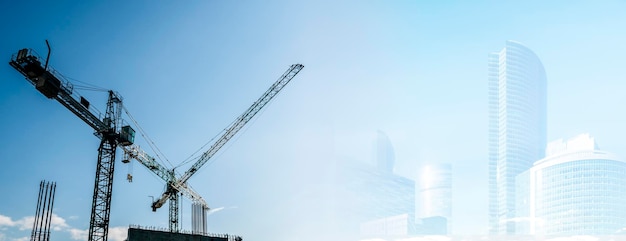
418;163;452;234
488;40;547;235
516;134;626;235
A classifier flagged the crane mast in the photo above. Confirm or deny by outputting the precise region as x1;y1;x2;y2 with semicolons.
88;91;122;241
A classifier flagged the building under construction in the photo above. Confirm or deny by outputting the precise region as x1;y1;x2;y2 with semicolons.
127;225;241;241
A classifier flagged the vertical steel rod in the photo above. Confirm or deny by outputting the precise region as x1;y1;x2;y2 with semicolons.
31;181;44;241
38;182;49;241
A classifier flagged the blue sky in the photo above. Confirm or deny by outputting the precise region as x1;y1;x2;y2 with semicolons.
1;1;626;241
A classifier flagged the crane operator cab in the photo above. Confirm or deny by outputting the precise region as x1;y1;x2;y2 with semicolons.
119;125;135;146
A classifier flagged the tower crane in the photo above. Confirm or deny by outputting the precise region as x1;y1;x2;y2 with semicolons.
9;45;130;241
122;63;304;232
8;44;209;241
8;42;304;236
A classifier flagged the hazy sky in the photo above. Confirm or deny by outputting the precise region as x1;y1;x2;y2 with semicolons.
1;1;626;241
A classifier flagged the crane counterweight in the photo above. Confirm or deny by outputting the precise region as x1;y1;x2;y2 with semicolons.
10;49;62;98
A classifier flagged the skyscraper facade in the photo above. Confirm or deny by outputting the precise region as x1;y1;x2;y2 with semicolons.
516;134;626;235
488;40;547;234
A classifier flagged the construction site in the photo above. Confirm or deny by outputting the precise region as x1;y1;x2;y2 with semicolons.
6;42;304;241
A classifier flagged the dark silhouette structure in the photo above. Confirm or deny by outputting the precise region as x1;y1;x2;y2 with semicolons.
30;181;57;241
127;225;242;241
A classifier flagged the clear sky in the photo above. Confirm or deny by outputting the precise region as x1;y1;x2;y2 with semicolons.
1;1;626;241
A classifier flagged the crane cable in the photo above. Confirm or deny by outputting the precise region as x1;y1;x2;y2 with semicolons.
122;106;175;169
50;71;109;121
56;71;109;92
175;112;245;168
176;129;224;168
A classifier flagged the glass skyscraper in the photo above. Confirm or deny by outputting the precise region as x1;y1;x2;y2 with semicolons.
488;40;547;235
516;134;626;235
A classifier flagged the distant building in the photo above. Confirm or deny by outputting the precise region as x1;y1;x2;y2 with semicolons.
360;214;413;238
335;159;415;229
418;163;452;234
334;131;415;239
488;40;547;235
516;134;626;235
376;130;395;173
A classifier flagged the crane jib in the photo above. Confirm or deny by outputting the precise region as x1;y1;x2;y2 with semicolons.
147;63;303;232
178;63;304;184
